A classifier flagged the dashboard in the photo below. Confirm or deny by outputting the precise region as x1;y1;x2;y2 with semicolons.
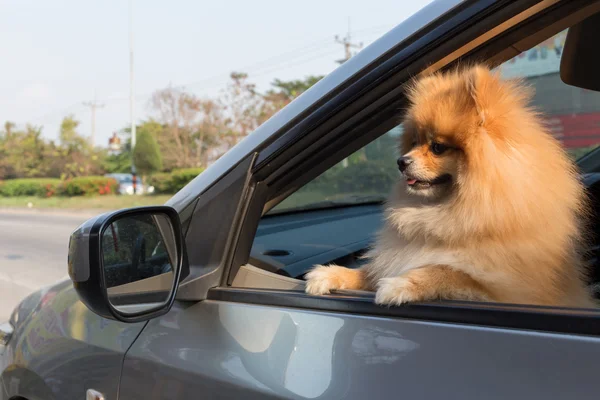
250;173;600;288
250;204;384;278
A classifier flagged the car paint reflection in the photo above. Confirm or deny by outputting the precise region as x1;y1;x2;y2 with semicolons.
3;280;145;400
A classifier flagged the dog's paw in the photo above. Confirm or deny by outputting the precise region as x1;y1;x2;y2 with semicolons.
305;265;341;295
305;264;365;295
375;276;423;306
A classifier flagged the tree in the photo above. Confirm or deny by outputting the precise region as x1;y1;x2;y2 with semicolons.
57;115;103;178
259;75;324;124
60;115;87;150
103;135;131;174
150;87;225;170
3;121;15;138
219;72;262;148
271;76;323;98
0;122;51;179
133;125;163;179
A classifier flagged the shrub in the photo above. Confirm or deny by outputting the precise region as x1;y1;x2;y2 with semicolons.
148;168;203;194
58;176;119;197
169;168;203;192
0;178;61;197
147;173;171;194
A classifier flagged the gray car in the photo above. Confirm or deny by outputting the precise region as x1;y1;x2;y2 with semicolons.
104;173;153;195
4;1;600;399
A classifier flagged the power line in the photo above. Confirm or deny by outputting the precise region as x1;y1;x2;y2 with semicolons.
335;17;363;65
26;23;391;124
82;94;105;146
100;24;388;103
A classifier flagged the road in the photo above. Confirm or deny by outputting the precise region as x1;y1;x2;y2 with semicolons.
0;210;97;321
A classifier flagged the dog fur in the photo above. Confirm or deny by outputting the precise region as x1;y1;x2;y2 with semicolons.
305;64;596;308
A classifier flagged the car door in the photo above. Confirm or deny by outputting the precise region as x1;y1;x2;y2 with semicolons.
2;280;147;400
118;1;600;399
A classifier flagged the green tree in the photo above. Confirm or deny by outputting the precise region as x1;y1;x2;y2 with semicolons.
102;143;131;174
60;115;87;150
0;122;51;179
57;115;104;178
133;126;163;180
259;75;324;124
270;76;323;98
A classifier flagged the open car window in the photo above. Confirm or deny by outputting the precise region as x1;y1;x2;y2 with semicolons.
497;29;600;161
269;29;600;217
268;126;403;215
244;27;600;291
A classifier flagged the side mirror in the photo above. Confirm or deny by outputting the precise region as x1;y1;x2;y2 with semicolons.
68;206;189;323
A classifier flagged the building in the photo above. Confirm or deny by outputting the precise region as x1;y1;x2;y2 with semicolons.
499;30;600;152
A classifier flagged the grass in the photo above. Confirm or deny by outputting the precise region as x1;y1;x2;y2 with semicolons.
0;194;173;211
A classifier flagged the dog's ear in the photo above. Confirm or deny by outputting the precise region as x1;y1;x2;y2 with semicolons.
465;65;494;126
465;64;533;126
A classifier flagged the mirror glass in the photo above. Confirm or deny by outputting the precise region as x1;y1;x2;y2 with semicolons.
101;212;178;314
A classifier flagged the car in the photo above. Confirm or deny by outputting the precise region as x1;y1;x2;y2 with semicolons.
4;1;600;399
104;173;154;195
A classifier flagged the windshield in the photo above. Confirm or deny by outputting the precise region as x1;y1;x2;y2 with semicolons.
269;126;402;214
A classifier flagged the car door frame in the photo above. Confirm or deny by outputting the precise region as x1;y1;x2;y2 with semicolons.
212;0;600;337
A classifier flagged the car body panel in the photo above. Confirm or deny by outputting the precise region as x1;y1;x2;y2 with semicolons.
119;299;600;399
1;280;145;400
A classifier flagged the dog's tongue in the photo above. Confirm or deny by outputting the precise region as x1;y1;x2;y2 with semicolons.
406;179;417;185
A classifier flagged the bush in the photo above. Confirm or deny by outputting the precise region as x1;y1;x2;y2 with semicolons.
148;168;203;194
147;173;171;194
0;178;61;197
170;168;203;192
59;176;119;197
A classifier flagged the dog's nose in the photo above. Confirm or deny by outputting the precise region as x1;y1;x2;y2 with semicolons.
397;156;413;172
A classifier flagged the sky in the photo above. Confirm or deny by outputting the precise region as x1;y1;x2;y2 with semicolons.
0;0;434;146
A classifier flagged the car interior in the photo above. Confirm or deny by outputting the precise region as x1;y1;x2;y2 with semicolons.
230;6;600;303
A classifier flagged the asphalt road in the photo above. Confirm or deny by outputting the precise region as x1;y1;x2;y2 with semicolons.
0;210;96;321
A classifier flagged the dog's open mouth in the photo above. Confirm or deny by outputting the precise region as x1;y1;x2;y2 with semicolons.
405;174;452;189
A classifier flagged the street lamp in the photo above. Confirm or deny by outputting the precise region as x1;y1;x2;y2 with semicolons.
129;0;137;194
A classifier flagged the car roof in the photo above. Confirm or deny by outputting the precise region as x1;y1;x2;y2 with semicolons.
166;0;464;212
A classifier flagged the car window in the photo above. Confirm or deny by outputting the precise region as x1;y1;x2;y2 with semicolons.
497;29;600;160
269;125;403;214
244;27;600;286
269;29;600;216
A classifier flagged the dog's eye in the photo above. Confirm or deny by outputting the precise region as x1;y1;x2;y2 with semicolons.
430;142;449;155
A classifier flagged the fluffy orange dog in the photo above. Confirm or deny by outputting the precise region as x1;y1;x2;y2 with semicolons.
306;64;596;308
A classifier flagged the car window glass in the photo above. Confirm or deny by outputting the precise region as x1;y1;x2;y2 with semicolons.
497;29;600;160
269;29;600;217
244;27;600;285
269;125;403;215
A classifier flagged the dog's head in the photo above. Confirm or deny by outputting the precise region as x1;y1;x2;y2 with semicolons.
390;64;586;243
398;64;529;201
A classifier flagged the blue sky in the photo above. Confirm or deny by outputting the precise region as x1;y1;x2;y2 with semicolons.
0;0;434;146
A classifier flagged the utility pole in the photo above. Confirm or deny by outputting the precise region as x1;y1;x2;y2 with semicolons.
335;18;362;167
82;95;104;147
129;0;138;194
334;17;363;65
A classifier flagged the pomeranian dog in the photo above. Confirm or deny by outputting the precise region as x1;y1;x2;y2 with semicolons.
305;64;596;308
